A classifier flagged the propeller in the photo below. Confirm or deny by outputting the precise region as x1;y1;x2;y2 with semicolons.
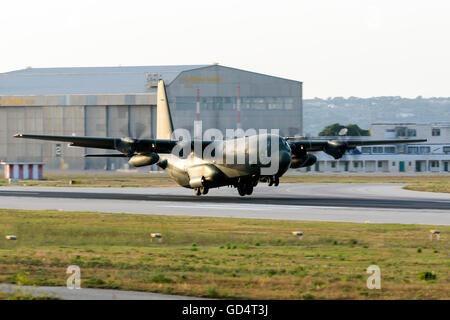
115;122;148;156
119;122;147;139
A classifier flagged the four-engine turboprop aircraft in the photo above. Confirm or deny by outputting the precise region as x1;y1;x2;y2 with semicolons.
14;80;426;196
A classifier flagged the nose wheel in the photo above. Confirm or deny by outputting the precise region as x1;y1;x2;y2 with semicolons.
194;187;209;196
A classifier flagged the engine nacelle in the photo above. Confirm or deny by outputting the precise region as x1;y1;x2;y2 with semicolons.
290;154;317;168
128;153;159;167
116;137;137;155
189;176;206;188
323;141;347;159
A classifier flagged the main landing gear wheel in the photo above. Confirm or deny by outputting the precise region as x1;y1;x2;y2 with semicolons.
266;176;279;187
194;188;201;196
273;176;279;187
238;186;246;196
237;181;253;196
266;176;280;187
245;183;253;195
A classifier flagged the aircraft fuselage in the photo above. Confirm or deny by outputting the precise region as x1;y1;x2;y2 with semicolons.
158;133;292;195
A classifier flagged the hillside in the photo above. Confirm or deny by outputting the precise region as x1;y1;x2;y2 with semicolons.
303;97;450;135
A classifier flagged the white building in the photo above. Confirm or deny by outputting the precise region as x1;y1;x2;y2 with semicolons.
298;122;450;173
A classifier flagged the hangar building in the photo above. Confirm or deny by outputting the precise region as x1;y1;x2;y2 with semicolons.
0;64;303;170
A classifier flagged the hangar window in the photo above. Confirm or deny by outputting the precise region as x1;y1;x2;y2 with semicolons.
407;129;416;137
175;96;196;110
372;147;383;153
432;128;440;136
407;146;418;154
361;147;371;154
284;98;295;110
419;146;430;154
384;146;396;153
395;127;407;137
444;146;450;154
331;162;336;168
251;97;267;110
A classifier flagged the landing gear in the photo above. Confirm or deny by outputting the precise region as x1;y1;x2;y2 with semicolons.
274;176;279;187
265;176;279;187
237;179;253;196
237;185;246;196
200;186;209;195
194;187;209;196
245;183;253;195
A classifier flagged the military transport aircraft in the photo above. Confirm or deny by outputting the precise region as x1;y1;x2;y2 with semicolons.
14;80;426;196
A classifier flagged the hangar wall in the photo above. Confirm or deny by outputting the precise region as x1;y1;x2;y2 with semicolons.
0;65;302;170
0;95;155;170
167;65;302;137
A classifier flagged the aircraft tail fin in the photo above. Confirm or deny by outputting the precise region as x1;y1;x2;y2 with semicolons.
156;80;174;140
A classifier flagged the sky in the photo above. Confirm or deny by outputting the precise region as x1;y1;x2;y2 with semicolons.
1;0;449;98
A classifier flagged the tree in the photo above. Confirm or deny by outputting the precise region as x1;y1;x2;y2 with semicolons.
318;123;370;136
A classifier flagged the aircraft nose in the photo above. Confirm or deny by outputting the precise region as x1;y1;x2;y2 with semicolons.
278;150;292;176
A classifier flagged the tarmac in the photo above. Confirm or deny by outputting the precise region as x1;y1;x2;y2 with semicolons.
0;183;449;225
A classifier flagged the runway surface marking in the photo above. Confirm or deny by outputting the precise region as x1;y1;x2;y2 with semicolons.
0;184;448;225
165;204;349;211
0;189;449;210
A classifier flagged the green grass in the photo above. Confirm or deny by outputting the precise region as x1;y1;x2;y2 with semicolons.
0;286;58;300
0;173;178;188
0;209;449;299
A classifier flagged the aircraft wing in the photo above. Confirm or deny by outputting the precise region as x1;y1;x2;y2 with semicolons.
13;133;210;156
14;134;118;149
287;138;427;159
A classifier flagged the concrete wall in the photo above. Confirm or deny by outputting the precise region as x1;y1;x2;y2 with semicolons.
0;96;155;169
167;65;303;137
0;65;303;170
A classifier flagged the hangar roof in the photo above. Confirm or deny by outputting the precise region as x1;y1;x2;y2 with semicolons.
0;65;208;95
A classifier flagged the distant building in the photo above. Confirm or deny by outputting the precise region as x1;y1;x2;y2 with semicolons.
0;65;302;170
297;122;450;173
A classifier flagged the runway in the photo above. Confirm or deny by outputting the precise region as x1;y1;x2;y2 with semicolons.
0;183;449;225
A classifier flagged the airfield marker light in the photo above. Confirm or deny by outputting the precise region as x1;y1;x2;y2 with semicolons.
429;230;440;241
150;233;163;243
5;235;17;240
292;231;303;241
365;220;370;224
